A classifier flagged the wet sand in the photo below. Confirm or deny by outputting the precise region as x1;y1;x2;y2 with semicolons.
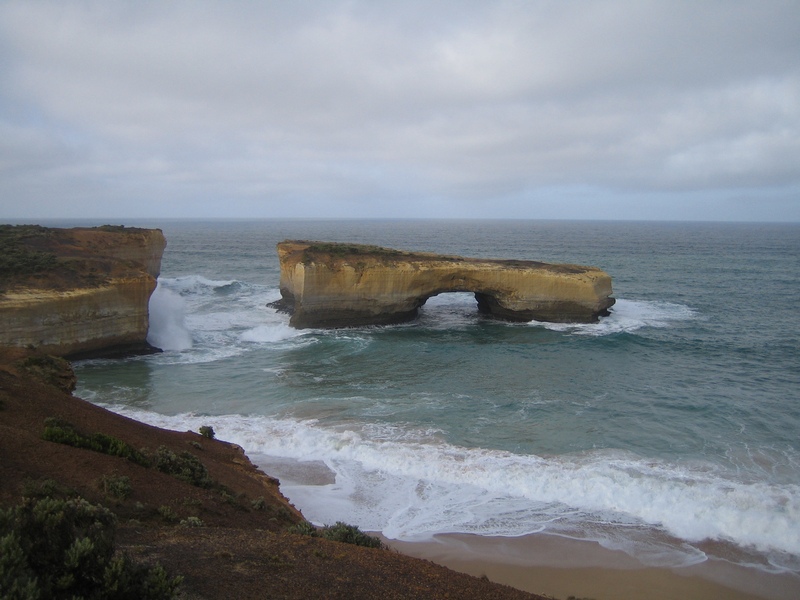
385;533;800;600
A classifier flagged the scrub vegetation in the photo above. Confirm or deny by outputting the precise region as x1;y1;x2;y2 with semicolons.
0;496;182;599
290;520;387;550
0;225;58;281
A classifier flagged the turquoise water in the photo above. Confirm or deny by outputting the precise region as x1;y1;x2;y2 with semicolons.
73;219;800;575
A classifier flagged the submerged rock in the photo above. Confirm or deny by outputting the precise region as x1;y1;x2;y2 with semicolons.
273;241;615;328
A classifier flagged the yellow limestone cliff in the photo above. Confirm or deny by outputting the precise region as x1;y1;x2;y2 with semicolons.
273;241;615;328
0;225;166;357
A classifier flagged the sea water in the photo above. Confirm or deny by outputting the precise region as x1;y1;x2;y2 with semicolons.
70;219;800;577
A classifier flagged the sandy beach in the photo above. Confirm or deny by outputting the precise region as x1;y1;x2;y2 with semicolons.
385;532;800;600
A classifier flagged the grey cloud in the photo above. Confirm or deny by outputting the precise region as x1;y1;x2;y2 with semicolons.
1;0;799;220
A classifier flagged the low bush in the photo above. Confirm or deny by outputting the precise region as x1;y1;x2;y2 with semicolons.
19;479;74;501
97;474;132;500
289;520;386;549
0;225;58;282
154;446;213;488
42;418;150;467
0;247;57;278
0;496;181;599
42;421;218;491
16;355;76;393
320;522;386;549
157;506;178;523
198;425;215;440
179;517;203;528
288;521;317;536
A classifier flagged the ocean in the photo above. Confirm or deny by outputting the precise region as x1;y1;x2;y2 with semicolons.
71;219;800;579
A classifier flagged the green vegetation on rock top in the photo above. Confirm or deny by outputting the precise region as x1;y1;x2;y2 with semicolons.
0;225;58;279
302;242;405;258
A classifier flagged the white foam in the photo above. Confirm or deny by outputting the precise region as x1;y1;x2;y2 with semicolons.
94;405;800;569
159;275;238;294
240;323;304;344
531;298;697;336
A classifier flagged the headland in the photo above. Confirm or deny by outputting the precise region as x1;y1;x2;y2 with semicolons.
0;224;166;358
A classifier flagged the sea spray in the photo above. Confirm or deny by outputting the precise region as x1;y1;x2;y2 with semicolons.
146;281;192;351
146;276;302;362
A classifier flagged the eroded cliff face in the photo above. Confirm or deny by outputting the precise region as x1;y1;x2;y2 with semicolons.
0;225;166;357
274;241;615;328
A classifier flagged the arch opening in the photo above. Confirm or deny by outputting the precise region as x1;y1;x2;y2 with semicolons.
415;290;510;323
414;291;480;328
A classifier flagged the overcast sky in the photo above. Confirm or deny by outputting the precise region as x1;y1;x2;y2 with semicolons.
1;1;799;222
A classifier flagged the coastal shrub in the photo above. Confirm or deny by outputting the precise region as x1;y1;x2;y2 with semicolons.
41;422;216;489
157;506;178;523
320;522;386;549
179;516;203;528
97;474;132;500
17;355;76;393
219;490;236;505
289;521;386;549
0;496;182;599
251;496;266;511
19;478;74;501
0;225;59;284
0;245;57;278
274;506;291;519
42;418;150;467
288;521;317;536
198;425;215;440
154;446;213;488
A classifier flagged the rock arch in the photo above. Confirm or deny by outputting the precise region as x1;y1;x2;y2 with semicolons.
272;241;615;329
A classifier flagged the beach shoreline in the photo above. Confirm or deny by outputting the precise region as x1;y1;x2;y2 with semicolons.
383;532;800;600
258;453;800;600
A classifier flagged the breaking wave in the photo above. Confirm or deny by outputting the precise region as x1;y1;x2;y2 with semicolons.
531;298;697;336
94;405;800;573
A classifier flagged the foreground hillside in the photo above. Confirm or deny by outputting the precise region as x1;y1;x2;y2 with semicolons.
0;348;547;599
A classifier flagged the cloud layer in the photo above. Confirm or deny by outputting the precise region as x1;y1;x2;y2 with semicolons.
1;1;799;220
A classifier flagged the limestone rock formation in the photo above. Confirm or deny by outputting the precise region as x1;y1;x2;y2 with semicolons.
273;241;615;328
0;225;166;357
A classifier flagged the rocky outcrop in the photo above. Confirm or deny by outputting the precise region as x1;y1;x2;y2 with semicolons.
273;241;615;328
0;225;166;358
